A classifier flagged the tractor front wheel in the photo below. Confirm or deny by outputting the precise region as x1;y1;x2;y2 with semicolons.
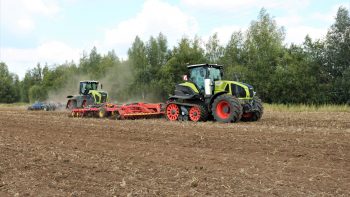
241;96;263;122
211;94;242;123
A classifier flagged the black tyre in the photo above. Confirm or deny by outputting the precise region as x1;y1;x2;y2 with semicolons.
109;111;122;120
241;96;263;122
188;104;209;122
211;94;242;123
67;100;77;110
82;100;87;108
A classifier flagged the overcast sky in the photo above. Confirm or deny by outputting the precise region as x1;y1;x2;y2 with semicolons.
1;0;349;78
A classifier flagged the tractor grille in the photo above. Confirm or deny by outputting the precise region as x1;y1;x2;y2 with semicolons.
101;92;107;103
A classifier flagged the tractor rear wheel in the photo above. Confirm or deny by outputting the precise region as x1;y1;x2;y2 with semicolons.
211;94;242;123
241;96;263;122
67;100;77;110
166;103;180;121
189;105;208;122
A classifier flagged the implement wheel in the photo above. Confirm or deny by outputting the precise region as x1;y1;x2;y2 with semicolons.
211;94;242;123
98;107;107;118
166;103;180;121
189;105;208;122
111;111;122;120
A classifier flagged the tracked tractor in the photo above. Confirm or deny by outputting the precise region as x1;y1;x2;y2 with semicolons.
66;80;108;109
165;64;263;123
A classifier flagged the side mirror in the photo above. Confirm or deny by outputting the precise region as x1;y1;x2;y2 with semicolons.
183;75;188;81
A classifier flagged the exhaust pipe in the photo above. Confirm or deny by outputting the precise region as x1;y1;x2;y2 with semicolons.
204;78;212;96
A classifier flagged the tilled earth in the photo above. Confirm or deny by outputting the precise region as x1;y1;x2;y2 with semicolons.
0;107;349;196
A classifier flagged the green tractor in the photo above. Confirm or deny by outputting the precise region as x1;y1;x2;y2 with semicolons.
165;64;263;123
66;80;108;109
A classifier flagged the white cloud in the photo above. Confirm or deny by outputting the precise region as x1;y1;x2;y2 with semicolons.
284;26;327;44
16;18;36;32
1;0;60;34
275;15;303;27
276;3;349;44
1;41;80;78
205;25;246;45
22;0;60;16
311;3;350;24
104;0;198;52
181;0;311;13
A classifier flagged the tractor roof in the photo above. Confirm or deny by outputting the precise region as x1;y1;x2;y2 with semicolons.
187;64;223;69
80;80;99;83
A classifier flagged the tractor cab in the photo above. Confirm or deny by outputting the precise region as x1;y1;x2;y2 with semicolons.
184;64;254;99
187;64;223;95
79;81;99;95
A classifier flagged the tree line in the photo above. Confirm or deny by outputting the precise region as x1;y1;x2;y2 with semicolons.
1;8;349;104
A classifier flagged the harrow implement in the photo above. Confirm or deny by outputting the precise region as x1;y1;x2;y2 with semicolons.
70;102;164;120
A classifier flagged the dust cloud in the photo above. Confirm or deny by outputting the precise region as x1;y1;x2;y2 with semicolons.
46;63;136;105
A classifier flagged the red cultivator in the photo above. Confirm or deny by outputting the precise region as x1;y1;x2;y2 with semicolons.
70;102;164;120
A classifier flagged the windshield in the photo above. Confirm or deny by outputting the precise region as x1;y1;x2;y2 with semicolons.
189;66;222;92
208;67;222;81
80;82;98;94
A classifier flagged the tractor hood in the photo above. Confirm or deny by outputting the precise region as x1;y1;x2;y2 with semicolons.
214;80;255;99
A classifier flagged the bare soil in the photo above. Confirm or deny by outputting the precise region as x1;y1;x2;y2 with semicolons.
0;107;349;196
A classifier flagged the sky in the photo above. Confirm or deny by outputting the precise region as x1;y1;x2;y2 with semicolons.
1;0;350;78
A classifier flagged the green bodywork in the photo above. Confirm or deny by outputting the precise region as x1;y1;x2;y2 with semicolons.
180;82;199;93
180;80;253;100
214;81;253;99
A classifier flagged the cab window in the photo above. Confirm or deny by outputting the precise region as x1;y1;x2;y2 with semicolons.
189;67;207;92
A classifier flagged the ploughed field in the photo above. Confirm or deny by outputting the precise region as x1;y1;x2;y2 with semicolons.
0;107;349;196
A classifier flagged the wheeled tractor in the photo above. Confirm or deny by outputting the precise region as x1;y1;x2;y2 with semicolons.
66;80;108;109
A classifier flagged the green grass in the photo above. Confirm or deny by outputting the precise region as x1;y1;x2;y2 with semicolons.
265;103;350;112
